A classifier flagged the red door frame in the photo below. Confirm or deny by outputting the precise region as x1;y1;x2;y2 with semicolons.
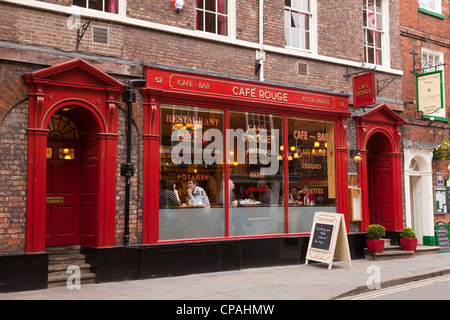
141;66;351;244
23;59;126;253
354;104;405;232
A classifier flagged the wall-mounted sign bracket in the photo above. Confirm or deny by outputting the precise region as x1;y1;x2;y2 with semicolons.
76;21;91;49
344;65;377;80
410;49;445;75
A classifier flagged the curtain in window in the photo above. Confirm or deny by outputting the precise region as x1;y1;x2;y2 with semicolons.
217;0;227;35
108;0;118;14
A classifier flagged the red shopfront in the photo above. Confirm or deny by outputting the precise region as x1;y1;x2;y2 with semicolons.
141;66;352;246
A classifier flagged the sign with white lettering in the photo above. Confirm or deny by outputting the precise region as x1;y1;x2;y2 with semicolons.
305;212;351;270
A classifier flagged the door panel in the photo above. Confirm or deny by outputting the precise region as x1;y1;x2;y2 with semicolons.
368;156;396;231
45;139;80;247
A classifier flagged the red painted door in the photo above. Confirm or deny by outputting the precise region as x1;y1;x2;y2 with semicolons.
45;139;80;247
368;156;396;231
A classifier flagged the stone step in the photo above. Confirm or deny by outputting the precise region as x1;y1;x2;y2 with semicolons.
46;246;96;288
366;244;442;261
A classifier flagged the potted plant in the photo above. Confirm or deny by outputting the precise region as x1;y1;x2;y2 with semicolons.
399;227;418;251
366;224;386;253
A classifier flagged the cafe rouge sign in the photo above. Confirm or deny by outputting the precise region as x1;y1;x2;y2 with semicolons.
352;72;376;108
145;67;348;111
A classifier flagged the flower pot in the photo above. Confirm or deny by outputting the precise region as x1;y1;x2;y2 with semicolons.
400;238;417;251
366;239;384;253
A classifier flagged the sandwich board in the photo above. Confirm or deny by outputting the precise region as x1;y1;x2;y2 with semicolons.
305;212;351;270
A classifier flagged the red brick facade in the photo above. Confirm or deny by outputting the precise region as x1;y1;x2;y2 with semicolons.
0;0;404;253
400;0;450;226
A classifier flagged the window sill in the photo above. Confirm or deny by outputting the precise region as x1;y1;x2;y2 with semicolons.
418;7;445;19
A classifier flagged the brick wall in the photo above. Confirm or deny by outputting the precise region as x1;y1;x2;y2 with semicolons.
0;0;403;253
0;101;28;254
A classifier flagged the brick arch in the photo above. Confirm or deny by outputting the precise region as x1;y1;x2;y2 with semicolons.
0;78;29;126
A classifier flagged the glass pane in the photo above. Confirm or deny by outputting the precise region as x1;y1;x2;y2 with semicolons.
217;15;228;36
287;118;336;233
46;147;53;159
205;0;215;12
159;105;225;240
217;0;227;14
59;148;75;160
301;0;309;12
302;30;310;50
88;0;103;11
105;0;118;13
285;10;290;27
300;13;309;30
228;111;284;236
196;10;204;31
205;11;216;33
285;0;291;7
73;0;87;7
291;11;300;28
292;0;301;10
196;0;204;9
285;27;291;46
291;28;300;48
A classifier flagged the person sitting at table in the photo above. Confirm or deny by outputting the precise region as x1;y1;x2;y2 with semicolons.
159;180;181;208
186;178;210;207
216;179;238;207
289;187;300;204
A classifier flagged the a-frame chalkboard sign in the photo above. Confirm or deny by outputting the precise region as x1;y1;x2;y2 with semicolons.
305;212;351;270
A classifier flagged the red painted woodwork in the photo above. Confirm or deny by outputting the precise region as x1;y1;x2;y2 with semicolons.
46;139;80;247
23;59;126;253
354;105;405;232
141;66;351;244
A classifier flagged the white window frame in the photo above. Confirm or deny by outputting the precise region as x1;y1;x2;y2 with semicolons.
419;0;442;15
72;0;120;14
421;48;445;111
285;0;311;51
362;0;390;68
194;0;232;39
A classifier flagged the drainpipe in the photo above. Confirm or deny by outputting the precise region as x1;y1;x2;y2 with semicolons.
256;0;265;81
121;78;146;248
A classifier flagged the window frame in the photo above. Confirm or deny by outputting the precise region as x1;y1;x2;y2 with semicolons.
284;0;312;51
72;0;120;14
195;0;230;37
419;0;443;16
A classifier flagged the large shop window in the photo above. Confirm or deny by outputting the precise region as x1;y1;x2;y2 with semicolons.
158;105;336;241
228;111;284;236
195;0;228;36
287;118;336;233
160;105;225;240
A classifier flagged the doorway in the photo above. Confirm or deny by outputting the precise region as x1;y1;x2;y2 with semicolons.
45;109;100;248
367;132;398;231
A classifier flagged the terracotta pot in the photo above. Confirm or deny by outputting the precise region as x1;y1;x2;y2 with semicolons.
366;239;384;253
400;238;417;251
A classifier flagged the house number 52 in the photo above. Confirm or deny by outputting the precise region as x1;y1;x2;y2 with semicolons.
155;77;163;83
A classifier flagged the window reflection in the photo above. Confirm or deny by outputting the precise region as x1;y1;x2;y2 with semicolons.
228;111;284;236
159;105;225;240
287;118;336;233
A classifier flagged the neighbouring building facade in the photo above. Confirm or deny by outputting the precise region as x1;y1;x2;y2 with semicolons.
0;0;405;292
400;0;450;245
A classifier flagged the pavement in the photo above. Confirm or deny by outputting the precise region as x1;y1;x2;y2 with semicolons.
1;251;450;300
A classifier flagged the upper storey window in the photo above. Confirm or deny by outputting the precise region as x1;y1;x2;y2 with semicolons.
72;0;118;14
285;0;310;50
419;0;442;14
195;0;228;36
363;0;383;65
